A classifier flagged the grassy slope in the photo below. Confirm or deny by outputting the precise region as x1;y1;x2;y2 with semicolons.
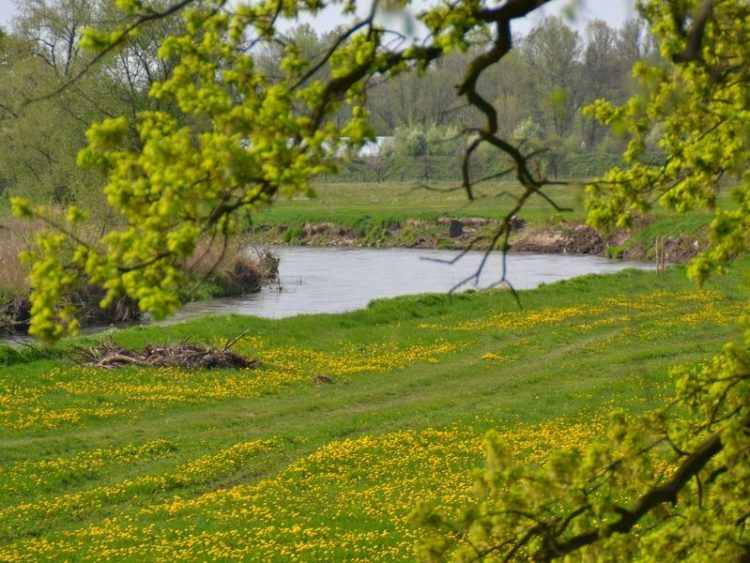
0;265;745;560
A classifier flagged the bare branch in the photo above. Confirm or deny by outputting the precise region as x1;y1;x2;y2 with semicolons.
25;0;200;105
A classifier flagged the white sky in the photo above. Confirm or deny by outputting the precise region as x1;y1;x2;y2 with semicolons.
0;0;635;34
0;0;13;29
515;0;635;34
291;0;634;37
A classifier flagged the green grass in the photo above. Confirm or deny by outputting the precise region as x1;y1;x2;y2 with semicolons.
0;264;746;560
257;181;589;227
257;181;722;228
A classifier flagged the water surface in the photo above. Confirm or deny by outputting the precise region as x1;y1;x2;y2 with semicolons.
167;247;651;322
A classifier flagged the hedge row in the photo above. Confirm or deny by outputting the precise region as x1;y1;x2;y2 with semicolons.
324;152;666;183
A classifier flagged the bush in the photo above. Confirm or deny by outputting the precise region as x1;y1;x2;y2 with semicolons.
186;240;279;297
282;225;305;243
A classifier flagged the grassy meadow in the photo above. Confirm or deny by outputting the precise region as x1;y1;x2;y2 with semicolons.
0;263;746;560
259;181;565;225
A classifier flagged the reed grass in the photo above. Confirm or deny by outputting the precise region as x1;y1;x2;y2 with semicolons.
0;217;38;295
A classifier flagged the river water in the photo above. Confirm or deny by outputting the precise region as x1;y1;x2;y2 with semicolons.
165;247;652;323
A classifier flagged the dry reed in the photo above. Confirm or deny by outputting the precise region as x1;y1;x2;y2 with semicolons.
0;216;41;293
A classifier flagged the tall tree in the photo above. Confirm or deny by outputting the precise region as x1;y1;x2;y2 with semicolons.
105;1;186;119
581;19;619;146
0;0;186;210
615;16;657;72
0;18;109;209
16;0;97;77
479;48;527;138
521;16;584;138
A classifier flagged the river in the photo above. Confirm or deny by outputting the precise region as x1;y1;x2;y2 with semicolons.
165;247;652;323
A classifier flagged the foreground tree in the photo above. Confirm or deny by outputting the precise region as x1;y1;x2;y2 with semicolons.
416;1;750;560
11;0;750;559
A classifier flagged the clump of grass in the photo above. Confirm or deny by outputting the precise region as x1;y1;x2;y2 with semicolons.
185;237;279;298
0;218;35;333
0;215;141;334
0;212;112;297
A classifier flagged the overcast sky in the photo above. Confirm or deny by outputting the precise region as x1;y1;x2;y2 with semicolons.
0;0;12;29
0;0;635;35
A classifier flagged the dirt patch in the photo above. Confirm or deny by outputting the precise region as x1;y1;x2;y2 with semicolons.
312;374;334;384
511;223;605;255
663;235;707;262
623;233;707;263
304;222;336;237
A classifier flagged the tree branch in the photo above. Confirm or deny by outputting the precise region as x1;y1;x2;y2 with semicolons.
531;413;750;561
672;0;714;64
25;0;200;105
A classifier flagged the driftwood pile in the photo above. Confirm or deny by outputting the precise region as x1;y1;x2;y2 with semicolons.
0;296;31;335
73;335;259;370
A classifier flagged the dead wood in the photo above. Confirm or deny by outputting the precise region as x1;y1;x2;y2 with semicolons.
72;334;260;370
312;374;334;384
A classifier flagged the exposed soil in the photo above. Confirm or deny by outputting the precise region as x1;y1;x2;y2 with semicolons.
511;224;606;255
620;234;709;263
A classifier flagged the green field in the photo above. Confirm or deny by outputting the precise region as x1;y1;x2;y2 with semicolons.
0;264;744;560
259;181;587;226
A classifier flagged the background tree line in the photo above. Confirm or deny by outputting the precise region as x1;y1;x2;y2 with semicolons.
0;1;657;205
255;16;662;182
0;0;183;216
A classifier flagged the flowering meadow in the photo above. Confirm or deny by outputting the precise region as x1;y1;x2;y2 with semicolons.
0;266;745;560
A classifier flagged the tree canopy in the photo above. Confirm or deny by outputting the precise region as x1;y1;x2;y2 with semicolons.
418;1;750;559
6;0;750;559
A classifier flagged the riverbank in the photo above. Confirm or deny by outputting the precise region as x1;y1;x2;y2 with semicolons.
1;181;713;336
0;226;280;336
0;264;744;558
248;216;709;263
249;181;712;262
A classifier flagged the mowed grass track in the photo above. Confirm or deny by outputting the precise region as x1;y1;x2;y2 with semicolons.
0;265;745;561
